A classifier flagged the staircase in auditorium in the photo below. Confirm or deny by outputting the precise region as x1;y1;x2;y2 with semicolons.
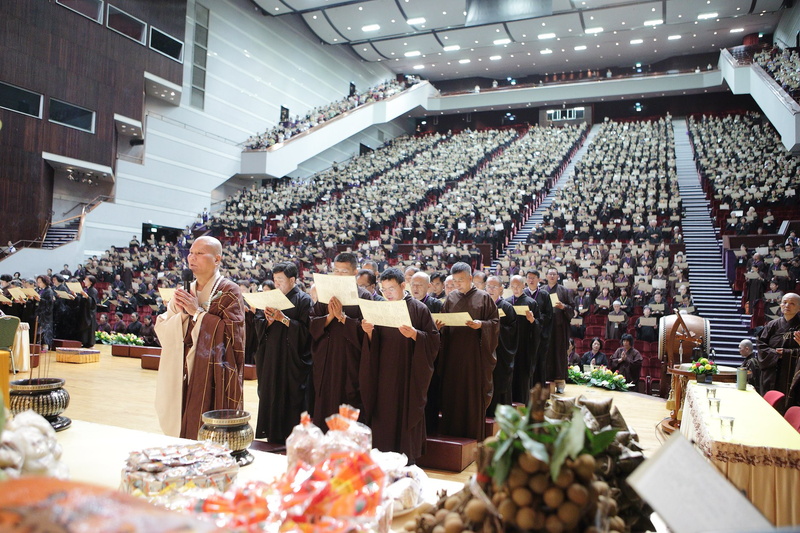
672;118;749;366
496;123;601;260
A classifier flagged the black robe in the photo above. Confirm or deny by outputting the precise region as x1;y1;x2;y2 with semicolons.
253;287;313;443
309;286;372;424
488;298;517;416
438;287;499;440
544;284;574;382
506;293;540;403
527;286;553;386
757;314;800;407
35;287;55;347
359;295;439;462
76;287;98;347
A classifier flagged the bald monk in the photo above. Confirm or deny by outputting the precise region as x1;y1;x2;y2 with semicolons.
155;236;245;439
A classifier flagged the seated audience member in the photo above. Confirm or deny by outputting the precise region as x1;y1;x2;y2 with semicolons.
605;300;628;340
738;338;761;395
567;338;581;368
581;338;609;370
635;306;658;342
97;313;112;333
113;312;127;333
126;312;143;336
610;334;642;384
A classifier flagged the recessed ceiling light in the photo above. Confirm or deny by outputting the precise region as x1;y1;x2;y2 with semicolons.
697;12;718;20
490;55;501;60
540;48;553;54
668;35;682;40
458;58;470;64
585;27;603;34
493;38;511;45
574;45;587;51
644;19;663;26
730;28;744;33
361;24;380;32
443;45;460;51
413;64;425;70
404;50;421;57
538;33;556;40
407;17;426;25
630;39;643;44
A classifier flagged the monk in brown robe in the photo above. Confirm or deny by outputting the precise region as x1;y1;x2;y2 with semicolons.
309;252;372;423
435;262;499;440
360;267;439;463
758;293;800;407
155;236;245;439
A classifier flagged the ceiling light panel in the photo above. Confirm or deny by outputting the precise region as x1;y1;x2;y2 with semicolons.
506;13;582;43
350;42;385;62
385;0;466;28
665;0;749;24
325;0;405;41
437;23;510;50
282;0;362;9
371;33;443;58
301;11;344;44
754;0;786;11
586;1;661;33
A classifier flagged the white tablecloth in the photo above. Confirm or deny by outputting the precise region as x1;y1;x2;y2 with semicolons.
12;322;30;372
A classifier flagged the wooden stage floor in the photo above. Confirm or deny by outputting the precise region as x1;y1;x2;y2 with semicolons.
15;345;669;484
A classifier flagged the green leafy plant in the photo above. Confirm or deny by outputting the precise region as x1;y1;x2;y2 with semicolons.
486;404;618;485
95;331;144;346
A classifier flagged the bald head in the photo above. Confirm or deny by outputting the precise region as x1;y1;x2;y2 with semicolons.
410;272;431;300
781;293;800;320
194;236;222;256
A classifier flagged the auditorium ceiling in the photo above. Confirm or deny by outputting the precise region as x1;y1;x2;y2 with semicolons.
252;0;786;80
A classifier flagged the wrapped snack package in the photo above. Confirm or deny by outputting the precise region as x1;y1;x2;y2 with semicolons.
0;410;68;479
323;405;371;456
286;411;324;472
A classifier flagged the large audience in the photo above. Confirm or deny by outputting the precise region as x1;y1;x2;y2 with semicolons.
244;78;412;150
688;112;800;235
753;46;800;100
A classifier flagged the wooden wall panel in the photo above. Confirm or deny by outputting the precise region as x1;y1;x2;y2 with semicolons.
0;0;186;243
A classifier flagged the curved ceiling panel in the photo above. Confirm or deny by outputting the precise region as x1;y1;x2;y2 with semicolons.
301;11;346;44
325;0;406;41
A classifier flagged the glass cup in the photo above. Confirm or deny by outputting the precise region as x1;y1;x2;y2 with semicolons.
720;416;735;440
708;397;721;416
706;387;717;399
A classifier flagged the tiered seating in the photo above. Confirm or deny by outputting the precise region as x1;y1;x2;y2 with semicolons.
753;47;800;102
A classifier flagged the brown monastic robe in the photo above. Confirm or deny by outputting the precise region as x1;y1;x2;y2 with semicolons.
438;286;499;440
360;295;440;462
181;277;245;439
309;287;372;423
758;314;800;407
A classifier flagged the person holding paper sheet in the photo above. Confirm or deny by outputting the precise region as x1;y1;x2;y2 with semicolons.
154;236;245;439
435;262;499;440
485;276;517;415
74;275;98;348
252;262;312;444
605;300;628;340
309;252;373;424
634;306;658;342
507;275;540;403
524;269;552;387
359;267;439;462
35;275;55;351
544;268;574;393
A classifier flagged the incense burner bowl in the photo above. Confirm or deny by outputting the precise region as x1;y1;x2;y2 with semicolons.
9;378;71;431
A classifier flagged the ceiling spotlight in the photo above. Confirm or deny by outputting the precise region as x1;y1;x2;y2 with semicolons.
413;64;425;70
730;28;744;33
574;45;587;51
585;27;603;34
361;24;380;32
404;50;421;57
406;17;426;25
443;45;460;51
493;38;511;45
630;39;643;44
489;55;501;60
538;33;556;40
458;58;470;63
668;35;682;40
643;19;663;26
697;12;718;20
540;48;553;54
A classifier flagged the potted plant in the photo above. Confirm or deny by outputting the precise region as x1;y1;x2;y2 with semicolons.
690;357;718;384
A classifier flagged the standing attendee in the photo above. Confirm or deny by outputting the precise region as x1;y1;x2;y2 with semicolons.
309;252;372;423
757;293;800;406
507;275;540;403
154;236;245;439
544;268;574;393
35;275;55;351
485;275;517;415
410;272;442;313
610;334;643;385
738;339;761;394
76;275;98;348
359;267;439;463
435;262;499;440
635;306;658;342
252;262;313;444
524;270;552;386
357;269;385;301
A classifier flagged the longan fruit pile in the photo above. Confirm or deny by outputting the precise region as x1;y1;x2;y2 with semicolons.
404;452;626;533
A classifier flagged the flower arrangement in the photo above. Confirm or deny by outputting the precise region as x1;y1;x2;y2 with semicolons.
567;365;632;392
689;357;718;375
95;331;144;346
